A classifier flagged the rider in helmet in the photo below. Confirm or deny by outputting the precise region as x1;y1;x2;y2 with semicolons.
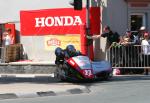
65;45;78;58
55;47;65;65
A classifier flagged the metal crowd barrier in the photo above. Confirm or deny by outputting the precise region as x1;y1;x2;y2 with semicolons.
106;43;150;69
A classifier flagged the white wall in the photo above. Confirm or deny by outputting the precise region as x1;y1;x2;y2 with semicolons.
106;0;128;35
91;0;128;60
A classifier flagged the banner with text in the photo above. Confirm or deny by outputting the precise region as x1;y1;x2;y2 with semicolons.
44;35;81;51
20;7;100;36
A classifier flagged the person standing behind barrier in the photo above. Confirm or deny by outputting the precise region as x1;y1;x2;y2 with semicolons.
87;25;120;66
2;28;14;46
121;30;139;45
121;30;140;74
141;32;150;75
87;25;120;48
139;26;146;42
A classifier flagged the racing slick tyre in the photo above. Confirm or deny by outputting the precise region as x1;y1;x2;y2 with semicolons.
54;67;67;81
102;72;112;80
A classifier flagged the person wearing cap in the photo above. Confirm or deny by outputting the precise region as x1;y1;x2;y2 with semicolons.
141;32;150;75
140;26;146;32
139;26;146;42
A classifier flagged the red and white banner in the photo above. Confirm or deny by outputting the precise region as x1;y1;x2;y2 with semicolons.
20;7;100;36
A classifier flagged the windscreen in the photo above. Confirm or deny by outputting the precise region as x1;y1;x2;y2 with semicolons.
72;56;92;69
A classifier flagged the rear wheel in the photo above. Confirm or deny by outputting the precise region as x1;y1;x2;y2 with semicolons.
96;71;112;81
102;72;112;80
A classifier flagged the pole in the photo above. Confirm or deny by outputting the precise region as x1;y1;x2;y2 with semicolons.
86;0;94;60
86;0;90;32
86;0;90;57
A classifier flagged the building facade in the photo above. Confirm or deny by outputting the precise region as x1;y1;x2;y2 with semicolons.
0;0;150;63
94;0;150;60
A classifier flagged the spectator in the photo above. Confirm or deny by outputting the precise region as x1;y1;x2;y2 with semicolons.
141;32;150;75
121;30;141;73
2;28;14;46
87;25;120;48
139;26;146;42
121;30;139;45
87;25;120;66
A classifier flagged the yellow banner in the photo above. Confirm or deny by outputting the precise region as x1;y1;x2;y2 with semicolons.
45;35;81;51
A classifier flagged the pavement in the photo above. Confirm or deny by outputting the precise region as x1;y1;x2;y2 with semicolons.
0;74;90;100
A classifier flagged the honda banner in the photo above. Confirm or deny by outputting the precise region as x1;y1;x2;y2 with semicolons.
20;7;100;36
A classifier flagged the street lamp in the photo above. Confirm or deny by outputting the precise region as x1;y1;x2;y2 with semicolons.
86;0;90;37
86;0;93;59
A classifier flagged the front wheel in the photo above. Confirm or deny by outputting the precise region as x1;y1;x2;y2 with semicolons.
54;67;67;81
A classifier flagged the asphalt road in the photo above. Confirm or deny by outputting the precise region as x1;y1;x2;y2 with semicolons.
0;75;150;103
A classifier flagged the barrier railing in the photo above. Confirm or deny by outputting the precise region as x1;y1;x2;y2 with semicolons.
106;43;150;69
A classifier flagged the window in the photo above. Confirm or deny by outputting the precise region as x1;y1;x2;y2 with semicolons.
130;13;146;31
